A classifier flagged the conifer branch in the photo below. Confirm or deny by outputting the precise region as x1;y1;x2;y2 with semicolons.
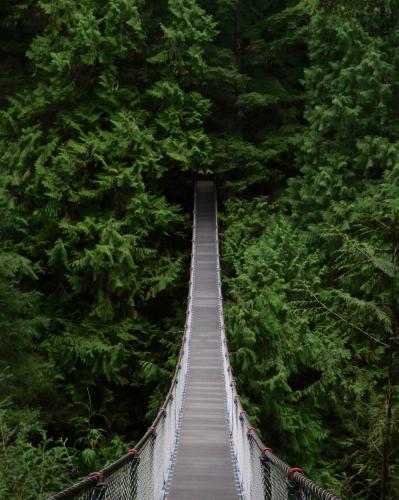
306;288;389;347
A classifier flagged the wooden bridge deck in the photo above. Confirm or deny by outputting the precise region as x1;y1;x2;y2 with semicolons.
167;181;239;500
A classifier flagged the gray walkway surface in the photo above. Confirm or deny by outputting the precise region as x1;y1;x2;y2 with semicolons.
167;181;239;500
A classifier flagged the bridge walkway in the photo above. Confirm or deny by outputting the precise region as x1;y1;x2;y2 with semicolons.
167;181;239;499
49;180;340;500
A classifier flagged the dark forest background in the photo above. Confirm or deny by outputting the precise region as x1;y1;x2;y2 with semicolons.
0;0;398;498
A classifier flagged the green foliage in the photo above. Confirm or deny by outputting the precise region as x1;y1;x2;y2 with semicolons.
0;410;77;500
1;0;399;497
147;0;216;173
290;8;399;225
0;0;214;489
202;0;308;194
221;4;399;498
222;201;332;472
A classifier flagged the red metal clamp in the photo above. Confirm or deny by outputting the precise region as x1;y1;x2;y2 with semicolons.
288;467;302;480
89;471;106;487
89;472;103;479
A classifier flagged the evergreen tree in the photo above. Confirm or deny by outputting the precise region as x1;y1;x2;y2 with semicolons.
1;0;398;496
0;0;215;483
289;5;399;496
0;186;75;499
201;0;308;194
221;3;399;497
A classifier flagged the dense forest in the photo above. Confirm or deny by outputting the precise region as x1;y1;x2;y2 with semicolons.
0;0;398;498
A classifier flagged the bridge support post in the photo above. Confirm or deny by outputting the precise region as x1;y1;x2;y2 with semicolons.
287;468;307;500
88;472;107;500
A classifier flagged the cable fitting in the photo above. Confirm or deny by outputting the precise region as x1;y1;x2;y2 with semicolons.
288;467;302;480
89;471;107;489
89;472;103;479
262;447;272;454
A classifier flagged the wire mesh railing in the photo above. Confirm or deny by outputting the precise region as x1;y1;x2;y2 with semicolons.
48;188;198;500
214;188;340;500
49;181;340;500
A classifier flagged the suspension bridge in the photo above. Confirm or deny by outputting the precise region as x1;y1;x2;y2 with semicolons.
49;181;339;500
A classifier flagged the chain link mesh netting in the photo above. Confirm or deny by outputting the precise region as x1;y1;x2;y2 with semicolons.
214;191;340;500
49;189;197;500
49;183;339;500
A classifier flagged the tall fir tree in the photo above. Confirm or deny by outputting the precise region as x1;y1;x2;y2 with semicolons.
201;0;308;195
221;3;399;497
0;0;215;490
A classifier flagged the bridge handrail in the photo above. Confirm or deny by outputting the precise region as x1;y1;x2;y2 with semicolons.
214;187;340;500
48;186;198;499
49;182;340;500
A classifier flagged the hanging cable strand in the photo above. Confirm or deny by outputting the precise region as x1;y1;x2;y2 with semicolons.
48;182;340;500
